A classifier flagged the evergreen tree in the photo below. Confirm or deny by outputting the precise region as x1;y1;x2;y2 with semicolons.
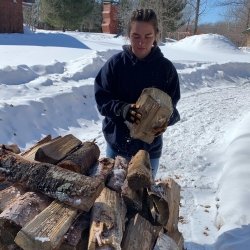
117;0;186;41
41;0;94;31
81;1;102;32
139;0;187;40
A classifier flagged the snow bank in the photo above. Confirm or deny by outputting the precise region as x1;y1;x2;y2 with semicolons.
216;112;250;234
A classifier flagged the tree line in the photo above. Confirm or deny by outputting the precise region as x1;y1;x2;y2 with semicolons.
23;0;249;46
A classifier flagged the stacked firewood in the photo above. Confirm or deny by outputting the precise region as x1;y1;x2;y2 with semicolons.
0;134;183;250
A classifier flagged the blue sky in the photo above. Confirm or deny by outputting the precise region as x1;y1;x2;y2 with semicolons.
199;0;226;24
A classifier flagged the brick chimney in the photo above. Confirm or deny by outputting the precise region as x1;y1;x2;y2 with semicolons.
0;0;23;33
102;0;118;34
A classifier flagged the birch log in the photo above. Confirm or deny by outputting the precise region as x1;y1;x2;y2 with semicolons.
0;192;51;247
106;156;128;192
0;149;104;211
0;184;26;212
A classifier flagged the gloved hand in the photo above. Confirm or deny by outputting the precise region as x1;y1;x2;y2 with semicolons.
122;104;141;124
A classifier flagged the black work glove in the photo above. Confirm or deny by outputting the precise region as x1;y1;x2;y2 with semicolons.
122;104;141;124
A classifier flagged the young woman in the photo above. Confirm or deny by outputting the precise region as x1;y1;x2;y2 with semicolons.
94;9;180;178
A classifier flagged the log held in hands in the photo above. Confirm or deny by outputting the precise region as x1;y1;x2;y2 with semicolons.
0;149;104;211
129;87;173;144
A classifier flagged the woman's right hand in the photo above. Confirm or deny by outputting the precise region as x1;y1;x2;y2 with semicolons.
122;104;141;124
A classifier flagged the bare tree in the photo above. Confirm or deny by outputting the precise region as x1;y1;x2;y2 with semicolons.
216;0;250;29
186;0;208;34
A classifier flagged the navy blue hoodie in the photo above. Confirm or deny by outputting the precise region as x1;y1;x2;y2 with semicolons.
94;45;180;158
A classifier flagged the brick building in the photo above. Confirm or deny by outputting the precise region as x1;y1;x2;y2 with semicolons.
243;28;250;47
0;0;23;33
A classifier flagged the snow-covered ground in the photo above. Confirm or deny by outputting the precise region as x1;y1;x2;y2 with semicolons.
0;29;250;249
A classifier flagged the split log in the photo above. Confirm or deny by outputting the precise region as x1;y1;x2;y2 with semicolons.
121;179;143;213
148;184;169;226
161;179;181;234
21;135;58;162
127;150;152;190
94;157;115;181
15;200;78;250
130;88;173;144
0;184;26;212
106;156;128;192
153;231;179;250
167;230;184;250
121;213;161;250
57;141;100;174
0;192;51;247
35;134;82;164
154;179;183;249
60;213;90;250
88;187;126;250
0;150;104;211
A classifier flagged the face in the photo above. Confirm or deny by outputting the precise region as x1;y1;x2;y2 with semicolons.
129;21;156;59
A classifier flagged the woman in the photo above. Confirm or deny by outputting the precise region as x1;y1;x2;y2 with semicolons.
94;9;180;178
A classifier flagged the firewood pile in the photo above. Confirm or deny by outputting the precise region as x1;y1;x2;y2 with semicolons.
0;134;184;250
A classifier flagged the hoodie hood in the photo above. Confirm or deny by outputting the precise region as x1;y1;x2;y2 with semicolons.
122;45;164;64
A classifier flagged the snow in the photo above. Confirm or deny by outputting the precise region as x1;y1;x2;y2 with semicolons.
0;27;250;249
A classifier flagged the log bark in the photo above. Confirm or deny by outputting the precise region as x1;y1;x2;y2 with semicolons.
88;187;126;250
0;192;51;247
148;184;170;226
57;141;100;174
106;156;128;192
94;157;115;181
130;88;173;144
161;179;181;234
121;213;161;250
0;184;26;212
15;200;78;250
153;231;179;250
60;213;90;250
0;150;104;211
167;230;184;250
154;179;183;249
35;134;82;164
127;150;152;190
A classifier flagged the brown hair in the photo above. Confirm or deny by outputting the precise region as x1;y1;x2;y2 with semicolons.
127;9;159;45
